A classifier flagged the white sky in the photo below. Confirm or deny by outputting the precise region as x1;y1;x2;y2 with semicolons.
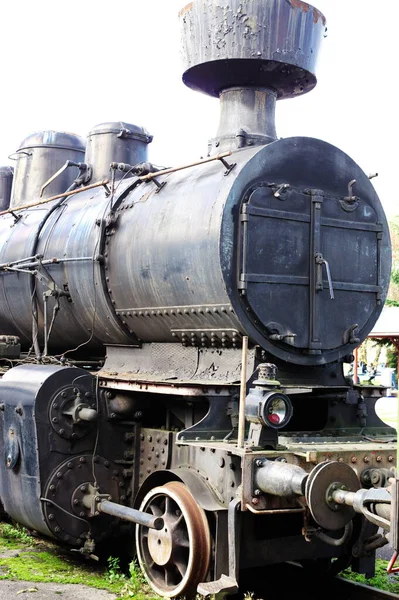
0;0;397;215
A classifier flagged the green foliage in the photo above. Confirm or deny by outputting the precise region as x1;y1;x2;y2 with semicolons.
386;299;399;307
106;555;125;583
341;560;399;594
1;523;31;545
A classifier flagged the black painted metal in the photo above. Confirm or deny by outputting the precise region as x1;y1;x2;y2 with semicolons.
0;166;13;211
0;135;390;367
0;364;138;545
10;131;85;208
180;0;326;99
85;122;153;182
0;365;93;536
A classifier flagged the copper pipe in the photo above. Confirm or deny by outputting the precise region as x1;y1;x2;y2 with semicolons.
139;152;233;181
0;180;110;217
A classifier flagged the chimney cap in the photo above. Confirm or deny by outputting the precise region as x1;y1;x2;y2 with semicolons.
180;0;327;99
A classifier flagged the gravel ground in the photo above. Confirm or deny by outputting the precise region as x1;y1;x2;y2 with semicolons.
0;580;117;599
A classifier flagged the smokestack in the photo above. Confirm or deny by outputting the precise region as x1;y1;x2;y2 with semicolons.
180;0;326;153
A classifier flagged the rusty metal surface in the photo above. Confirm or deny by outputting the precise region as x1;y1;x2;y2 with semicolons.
10;131;85;208
85;121;152;183
100;343;257;384
136;481;211;597
180;0;326;98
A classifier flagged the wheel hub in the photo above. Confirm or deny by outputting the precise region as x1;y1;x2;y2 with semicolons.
148;525;173;566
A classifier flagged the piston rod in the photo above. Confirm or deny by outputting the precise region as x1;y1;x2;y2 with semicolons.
94;499;164;530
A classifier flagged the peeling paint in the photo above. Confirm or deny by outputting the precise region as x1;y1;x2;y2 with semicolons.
289;0;326;27
178;2;194;17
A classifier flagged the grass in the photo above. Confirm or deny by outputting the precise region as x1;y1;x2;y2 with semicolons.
341;560;399;594
0;523;159;600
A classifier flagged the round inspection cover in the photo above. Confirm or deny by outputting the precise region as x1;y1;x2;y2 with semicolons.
305;461;360;531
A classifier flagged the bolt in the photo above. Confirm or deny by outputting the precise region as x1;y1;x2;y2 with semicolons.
254;489;262;496
388;456;394;462
49;485;56;491
376;456;382;463
147;435;152;442
56;472;63;479
49;514;55;521
79;457;86;463
53;403;58;409
255;459;264;468
61;392;67;398
73;499;79;506
52;417;58;423
104;461;110;467
59;429;65;435
79;512;86;517
80;486;87;493
364;456;370;463
251;498;259;505
351;457;357;464
54;527;61;533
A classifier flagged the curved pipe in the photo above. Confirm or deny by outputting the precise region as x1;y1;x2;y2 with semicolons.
315;521;353;547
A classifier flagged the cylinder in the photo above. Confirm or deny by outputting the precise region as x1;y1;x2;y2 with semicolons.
85;122;153;182
211;87;277;153
99;500;164;530
0;166;13;211
10;131;86;208
180;0;326;99
255;460;307;497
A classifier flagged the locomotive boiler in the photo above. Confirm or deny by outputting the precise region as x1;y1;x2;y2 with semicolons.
0;0;397;597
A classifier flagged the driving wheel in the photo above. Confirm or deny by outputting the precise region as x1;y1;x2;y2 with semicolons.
135;481;211;597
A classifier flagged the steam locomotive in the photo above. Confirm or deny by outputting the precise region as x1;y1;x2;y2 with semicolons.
0;0;396;597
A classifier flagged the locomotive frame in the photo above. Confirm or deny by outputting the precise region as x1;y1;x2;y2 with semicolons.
0;0;397;598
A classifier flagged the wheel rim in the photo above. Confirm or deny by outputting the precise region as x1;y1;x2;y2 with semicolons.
136;481;211;597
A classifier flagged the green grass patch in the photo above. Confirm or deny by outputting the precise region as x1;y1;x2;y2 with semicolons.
341;560;399;594
0;523;158;600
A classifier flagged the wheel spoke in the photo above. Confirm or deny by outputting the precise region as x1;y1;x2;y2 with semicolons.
165;566;176;586
176;535;190;548
148;502;163;517
175;559;187;578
